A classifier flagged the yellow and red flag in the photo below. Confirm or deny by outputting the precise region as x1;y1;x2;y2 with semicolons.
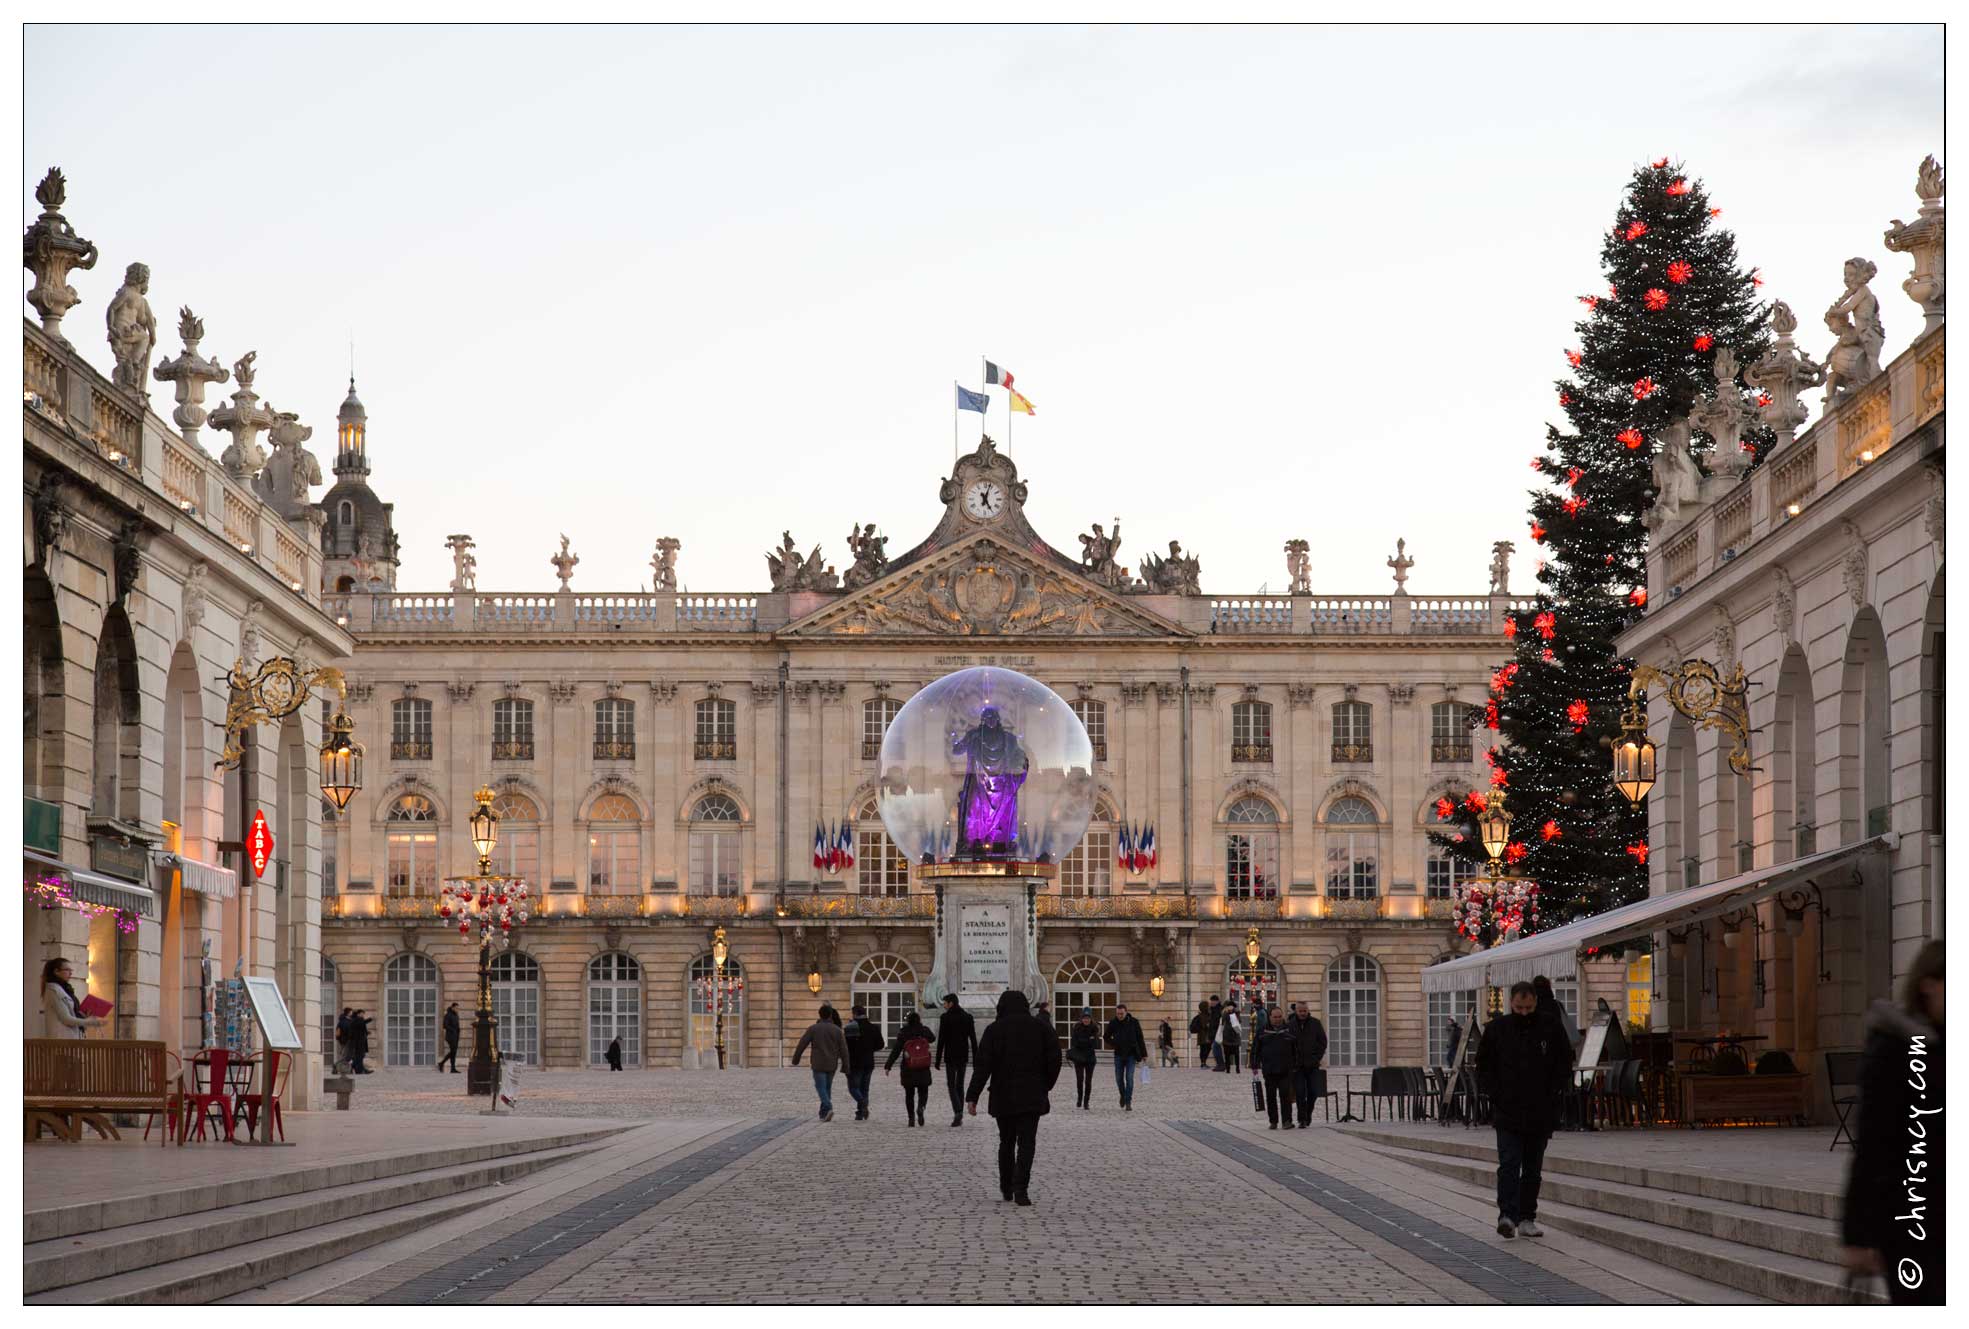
1008;388;1036;415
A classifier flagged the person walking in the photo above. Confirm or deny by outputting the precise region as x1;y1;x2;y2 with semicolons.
935;993;977;1128
1066;1008;1099;1109
1216;1002;1242;1073
965;989;1063;1207
1206;996;1225;1070
1158;1018;1178;1068
1253;1007;1297;1129
1287;1000;1329;1127
334;1007;353;1073
1105;1002;1149;1111
842;1003;886;1121
349;1009;374;1073
605;1034;624;1072
884;1009;938;1126
1477;981;1573;1238
40;957;103;1039
792;1003;849;1121
1191;1000;1213;1069
438;1003;461;1073
1842;939;1944;1304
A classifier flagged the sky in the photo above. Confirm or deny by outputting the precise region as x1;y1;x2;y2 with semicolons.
24;23;1943;597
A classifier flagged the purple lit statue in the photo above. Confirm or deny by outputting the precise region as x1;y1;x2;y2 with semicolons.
953;706;1029;858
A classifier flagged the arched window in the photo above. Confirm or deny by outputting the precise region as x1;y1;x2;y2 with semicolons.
489;950;542;1065
1326;953;1380;1068
489;791;540;886
850;953;918;1043
1051;954;1119;1046
688;953;743;1067
588;952;642;1066
1430;701;1475;763
694;698;736;760
1225;796;1279;899
1062;800;1115;896
385;794;439;897
863;697;901;760
1225;953;1283;1011
587;792;642;895
1332;700;1372;763
1070;698;1108;761
1325;796;1380;898
1231;700;1272;763
337;499;354;527
688;793;742;895
321;956;340;1056
1775;647;1817;860
90;611;140;821
854;796;908;896
1425;956;1475;1066
384;953;440;1067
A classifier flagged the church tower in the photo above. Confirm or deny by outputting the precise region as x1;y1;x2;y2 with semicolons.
317;378;399;592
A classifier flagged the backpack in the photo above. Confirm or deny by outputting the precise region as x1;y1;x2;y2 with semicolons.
903;1034;932;1071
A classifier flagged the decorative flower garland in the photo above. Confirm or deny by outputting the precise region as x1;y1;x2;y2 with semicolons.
1452;875;1540;944
27;873;139;933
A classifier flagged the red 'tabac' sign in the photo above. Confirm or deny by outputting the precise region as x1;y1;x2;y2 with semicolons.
248;809;275;880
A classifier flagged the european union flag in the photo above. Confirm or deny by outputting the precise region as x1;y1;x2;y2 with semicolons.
956;384;990;414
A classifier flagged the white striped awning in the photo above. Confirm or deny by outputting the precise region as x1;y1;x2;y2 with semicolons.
174;854;238;900
1420;836;1891;994
24;849;159;919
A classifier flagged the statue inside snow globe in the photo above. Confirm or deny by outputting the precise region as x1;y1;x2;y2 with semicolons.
953;705;1029;858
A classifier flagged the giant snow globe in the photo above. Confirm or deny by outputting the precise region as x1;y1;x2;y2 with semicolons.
878;666;1096;867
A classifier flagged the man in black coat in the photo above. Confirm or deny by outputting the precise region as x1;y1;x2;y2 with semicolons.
1286;1000;1329;1127
934;993;978;1128
1104;1003;1149;1111
1477;982;1574;1239
1206;997;1226;1069
1251;1007;1298;1129
439;1003;462;1073
966;989;1064;1206
1189;1001;1212;1070
842;1003;886;1121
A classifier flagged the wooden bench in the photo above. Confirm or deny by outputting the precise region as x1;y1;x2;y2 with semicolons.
24;1038;170;1142
1677;1069;1812;1127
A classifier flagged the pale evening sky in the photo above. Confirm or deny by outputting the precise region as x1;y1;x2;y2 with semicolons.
23;23;1943;597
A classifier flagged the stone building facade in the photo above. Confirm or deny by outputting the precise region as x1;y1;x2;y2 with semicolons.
1618;158;1945;1061
23;170;350;1106
318;425;1571;1073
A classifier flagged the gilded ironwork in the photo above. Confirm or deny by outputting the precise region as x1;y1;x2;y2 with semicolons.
217;655;347;769
1630;658;1753;777
1221;896;1284;921
678;894;750;918
1324;897;1383;921
585;895;645;918
777;893;937;919
1332;742;1373;763
1231;743;1273;763
1036;894;1200;921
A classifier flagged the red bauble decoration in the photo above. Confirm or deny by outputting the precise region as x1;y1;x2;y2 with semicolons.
1692;333;1714;351
1666;178;1690;196
1541;819;1563;841
1616;427;1644;449
1559;389;1572;405
1625;842;1650;864
1541;647;1556;663
1566;349;1582;367
1666;260;1693;285
1505;840;1528;862
1633;377;1655;399
1643;288;1670;311
1566;698;1590;731
1629;587;1648;606
1534;610;1557;639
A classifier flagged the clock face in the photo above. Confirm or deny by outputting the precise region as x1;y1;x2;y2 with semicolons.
964;481;1007;521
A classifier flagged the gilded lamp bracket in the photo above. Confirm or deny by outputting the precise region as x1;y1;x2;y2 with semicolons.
1627;657;1754;778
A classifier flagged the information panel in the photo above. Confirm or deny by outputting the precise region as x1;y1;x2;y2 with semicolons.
958;902;1011;996
242;975;304;1051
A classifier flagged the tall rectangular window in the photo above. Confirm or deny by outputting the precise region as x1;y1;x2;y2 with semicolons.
390;698;432;760
1232;700;1272;763
594;698;635;760
695;698;736;761
855;829;909;896
1332;700;1372;762
1070;699;1108;761
385;831;437;896
1061;826;1113;896
493;698;534;760
1430;701;1474;762
587;829;642;894
1425;852;1476;899
862;698;900;760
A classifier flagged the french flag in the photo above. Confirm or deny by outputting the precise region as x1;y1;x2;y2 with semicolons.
1116;823;1133;873
836;823;855;872
813;823;827;873
1141;824;1157;871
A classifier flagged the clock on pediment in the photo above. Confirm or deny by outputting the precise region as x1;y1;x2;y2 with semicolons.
940;436;1029;526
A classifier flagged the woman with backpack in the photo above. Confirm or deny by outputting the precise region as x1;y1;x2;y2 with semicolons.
884;1009;938;1127
1066;1008;1100;1108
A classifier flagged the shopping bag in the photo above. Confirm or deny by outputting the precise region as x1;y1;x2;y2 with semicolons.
1138;1062;1152;1089
1251;1076;1265;1112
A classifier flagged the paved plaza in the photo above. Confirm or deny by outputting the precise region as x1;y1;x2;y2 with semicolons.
109;1064;1763;1305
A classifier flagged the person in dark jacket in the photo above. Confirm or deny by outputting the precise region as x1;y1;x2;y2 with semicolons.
1216;1002;1242;1073
605;1034;624;1071
1477;982;1573;1238
1066;1009;1099;1108
1287;1000;1329;1127
1190;1001;1213;1069
334;1008;352;1072
348;1009;374;1073
1530;975;1573;1045
1105;1003;1149;1111
884;1009;938;1126
1158;1019;1177;1068
1842;939;1944;1304
1206;997;1226;1069
1252;1006;1297;1128
439;1003;462;1073
791;1003;849;1120
841;1003;886;1121
934;993;978;1128
966;989;1064;1206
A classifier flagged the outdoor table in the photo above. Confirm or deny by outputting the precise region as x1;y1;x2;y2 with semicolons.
1675;1034;1766;1072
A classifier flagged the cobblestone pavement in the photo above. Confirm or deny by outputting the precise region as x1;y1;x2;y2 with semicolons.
302;1066;1722;1305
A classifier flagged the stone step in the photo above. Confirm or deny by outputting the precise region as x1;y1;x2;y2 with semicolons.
25;1188;496;1305
26;1124;627;1242
1339;1125;1840;1220
24;1138;609;1295
1358;1143;1872;1305
1360;1143;1843;1264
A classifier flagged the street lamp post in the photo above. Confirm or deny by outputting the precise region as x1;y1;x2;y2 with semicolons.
712;927;729;1071
440;787;530;1096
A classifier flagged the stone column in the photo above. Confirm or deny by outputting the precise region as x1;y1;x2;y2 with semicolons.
1883;155;1945;334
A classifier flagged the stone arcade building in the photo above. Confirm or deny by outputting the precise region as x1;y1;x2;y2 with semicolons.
317;429;1572;1073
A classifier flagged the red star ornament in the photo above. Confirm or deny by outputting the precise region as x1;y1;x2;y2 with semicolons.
1617;427;1644;449
1644;288;1670;311
1692;333;1714;351
1633;377;1655;399
1667;260;1694;284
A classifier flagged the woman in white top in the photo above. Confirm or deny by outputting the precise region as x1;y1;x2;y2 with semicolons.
41;957;103;1039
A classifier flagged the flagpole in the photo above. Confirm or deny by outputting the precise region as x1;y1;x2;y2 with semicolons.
953;381;959;464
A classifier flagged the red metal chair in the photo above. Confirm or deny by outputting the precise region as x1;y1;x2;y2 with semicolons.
236;1051;291;1141
140;1050;187;1146
181;1048;237;1142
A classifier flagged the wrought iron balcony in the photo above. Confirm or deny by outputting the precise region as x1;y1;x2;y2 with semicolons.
1089;739;1107;762
1430;741;1472;763
862;740;882;760
491;739;534;760
1331;742;1373;763
1231;743;1273;763
1036;894;1200;920
778;892;938;919
594;739;636;761
677;893;751;918
583;894;645;918
1220;895;1284;920
390;739;433;761
1324;896;1385;921
694;740;736;761
1423;896;1457;920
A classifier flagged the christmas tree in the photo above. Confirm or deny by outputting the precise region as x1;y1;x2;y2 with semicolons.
1433;159;1772;931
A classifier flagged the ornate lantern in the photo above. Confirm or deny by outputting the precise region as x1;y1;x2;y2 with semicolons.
318;706;364;811
469;785;499;865
1613;699;1658;806
1478;792;1512;865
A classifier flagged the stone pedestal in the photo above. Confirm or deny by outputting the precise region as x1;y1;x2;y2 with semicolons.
920;863;1053;1021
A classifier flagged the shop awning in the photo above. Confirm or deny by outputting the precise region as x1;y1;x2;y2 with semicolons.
1420;836;1892;994
24;848;159;919
173;854;238;901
